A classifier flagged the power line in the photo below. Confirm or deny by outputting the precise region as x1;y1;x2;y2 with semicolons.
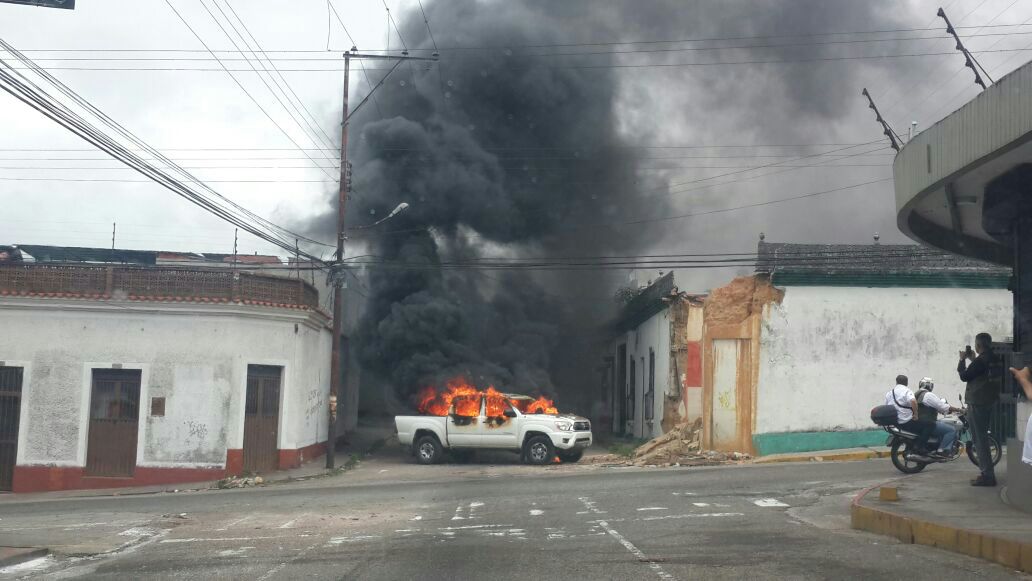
200;0;340;170
326;0;385;120
10;46;1032;71
161;0;338;181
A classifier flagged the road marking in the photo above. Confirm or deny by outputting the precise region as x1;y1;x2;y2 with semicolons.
278;519;298;529
596;520;673;580
162;535;310;544
327;535;381;545
410;515;423;521
216;515;251;531
672;492;696;496
452;505;466;520
636;507;667;511
577;497;607;514
692;502;710;507
529;509;544;516
468;501;484;520
753;498;789;507
640;512;744;522
438;524;512;531
258;540;321;581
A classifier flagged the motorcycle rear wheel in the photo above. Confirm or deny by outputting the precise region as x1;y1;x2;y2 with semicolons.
965;434;1003;468
890;439;928;474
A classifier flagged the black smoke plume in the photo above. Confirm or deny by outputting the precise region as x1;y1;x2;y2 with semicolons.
308;0;910;409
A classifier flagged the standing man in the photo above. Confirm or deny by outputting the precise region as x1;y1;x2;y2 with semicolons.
959;332;998;486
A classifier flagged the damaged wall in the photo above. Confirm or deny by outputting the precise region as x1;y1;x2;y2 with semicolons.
755;286;1012;454
702;275;784;454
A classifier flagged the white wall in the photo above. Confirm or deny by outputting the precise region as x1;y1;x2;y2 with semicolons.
0;299;331;469
757;286;1012;435
617;308;672;440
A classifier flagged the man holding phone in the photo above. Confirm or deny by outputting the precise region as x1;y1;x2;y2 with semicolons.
959;332;998;486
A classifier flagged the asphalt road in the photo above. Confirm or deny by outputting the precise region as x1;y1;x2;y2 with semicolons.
0;457;1025;580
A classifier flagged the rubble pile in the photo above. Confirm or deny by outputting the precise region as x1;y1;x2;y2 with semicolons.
215;475;264;489
591;418;751;467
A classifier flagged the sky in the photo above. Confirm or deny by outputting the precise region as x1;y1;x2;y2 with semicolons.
2;0;1032;293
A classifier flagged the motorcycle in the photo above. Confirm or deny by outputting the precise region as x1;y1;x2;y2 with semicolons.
880;395;1002;474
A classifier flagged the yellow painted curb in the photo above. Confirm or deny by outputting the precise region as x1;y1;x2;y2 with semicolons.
852;485;1032;573
753;449;889;464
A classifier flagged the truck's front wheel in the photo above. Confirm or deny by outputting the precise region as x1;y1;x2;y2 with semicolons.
524;436;555;465
415;435;443;465
557;449;583;463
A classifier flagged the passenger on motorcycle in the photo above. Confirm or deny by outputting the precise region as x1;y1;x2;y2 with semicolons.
915;377;963;458
884;375;927;442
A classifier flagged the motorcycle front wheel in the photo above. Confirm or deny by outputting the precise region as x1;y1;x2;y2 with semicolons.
890;439;928;474
965;434;1003;468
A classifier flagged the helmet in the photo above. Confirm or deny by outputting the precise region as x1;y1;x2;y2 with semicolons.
919;377;934;391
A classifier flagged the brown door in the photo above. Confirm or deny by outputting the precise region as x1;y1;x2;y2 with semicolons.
0;367;23;491
243;365;281;473
86;369;141;477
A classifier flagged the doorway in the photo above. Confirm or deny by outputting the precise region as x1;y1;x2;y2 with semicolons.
710;340;741;450
86;369;141;477
0;367;23;491
243;365;282;473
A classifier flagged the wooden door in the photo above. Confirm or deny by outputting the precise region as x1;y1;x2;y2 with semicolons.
0;367;23;491
86;369;141;477
243;365;281;473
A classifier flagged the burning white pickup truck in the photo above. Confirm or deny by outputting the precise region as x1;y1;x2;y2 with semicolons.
395;386;593;465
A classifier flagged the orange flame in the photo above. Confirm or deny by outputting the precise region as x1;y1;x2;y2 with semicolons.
415;378;559;417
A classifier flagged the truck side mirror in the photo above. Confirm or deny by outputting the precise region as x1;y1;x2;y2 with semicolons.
503;409;517;418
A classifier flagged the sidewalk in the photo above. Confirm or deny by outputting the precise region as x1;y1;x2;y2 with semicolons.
752;446;890;464
852;460;1032;573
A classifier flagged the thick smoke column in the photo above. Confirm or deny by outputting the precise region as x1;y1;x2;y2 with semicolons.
309;0;910;407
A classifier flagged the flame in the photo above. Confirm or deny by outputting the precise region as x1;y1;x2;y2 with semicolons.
415;378;559;417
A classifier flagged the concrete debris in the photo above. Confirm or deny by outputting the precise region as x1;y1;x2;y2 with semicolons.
593;418;751;467
215;476;265;489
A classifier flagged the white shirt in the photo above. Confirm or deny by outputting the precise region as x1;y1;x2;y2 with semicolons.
1023;416;1032;466
918;391;951;414
885;385;916;423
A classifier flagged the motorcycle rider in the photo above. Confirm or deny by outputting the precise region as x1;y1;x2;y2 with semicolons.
884;375;926;445
914;377;963;458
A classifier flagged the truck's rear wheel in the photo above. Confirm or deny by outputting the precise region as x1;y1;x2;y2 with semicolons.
524;436;555;465
557;449;583;463
415;435;443;465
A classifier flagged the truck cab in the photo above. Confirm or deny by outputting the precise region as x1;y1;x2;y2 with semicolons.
395;393;593;465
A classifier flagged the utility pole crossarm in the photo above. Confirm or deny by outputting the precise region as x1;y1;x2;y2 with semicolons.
861;88;902;152
937;7;993;90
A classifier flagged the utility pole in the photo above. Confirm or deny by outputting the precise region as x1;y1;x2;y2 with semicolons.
326;47;436;469
111;222;116;250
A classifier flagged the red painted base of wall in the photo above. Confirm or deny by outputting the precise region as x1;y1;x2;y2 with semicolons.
12;465;226;493
13;442;329;492
278;441;327;470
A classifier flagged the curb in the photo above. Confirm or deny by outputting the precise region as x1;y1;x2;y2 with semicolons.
753;449;889;464
851;480;1032;573
0;547;48;568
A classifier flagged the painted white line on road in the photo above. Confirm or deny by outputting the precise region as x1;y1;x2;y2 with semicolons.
636;507;668;511
596;520;673;580
753;498;789;508
641;512;745;522
216;515;251;531
162;535;309;544
278;519;298;529
258;540;321;581
452;504;466;520
410;515;423;521
529;509;544;516
577;497;607;514
438;524;512;531
692;502;710;507
672;492;696;496
327;535;381;545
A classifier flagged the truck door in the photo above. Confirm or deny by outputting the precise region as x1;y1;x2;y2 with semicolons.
482;394;519;449
446;395;482;447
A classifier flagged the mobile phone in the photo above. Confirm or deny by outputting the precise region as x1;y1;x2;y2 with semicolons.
965;345;973;357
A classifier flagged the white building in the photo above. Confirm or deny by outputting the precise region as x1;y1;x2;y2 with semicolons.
701;241;1012;455
606;273;705;440
0;253;333;492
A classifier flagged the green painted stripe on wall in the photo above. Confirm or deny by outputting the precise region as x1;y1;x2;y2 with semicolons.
752;430;887;456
